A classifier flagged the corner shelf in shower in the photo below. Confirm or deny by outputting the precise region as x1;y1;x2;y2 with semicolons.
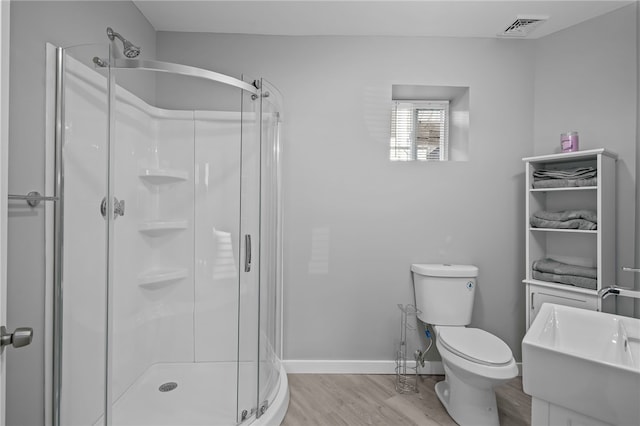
138;268;189;288
138;168;188;184
138;220;189;237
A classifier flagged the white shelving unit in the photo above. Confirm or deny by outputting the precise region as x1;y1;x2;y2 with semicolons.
523;148;617;329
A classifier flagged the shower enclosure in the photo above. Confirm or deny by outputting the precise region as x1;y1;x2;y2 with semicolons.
45;41;287;426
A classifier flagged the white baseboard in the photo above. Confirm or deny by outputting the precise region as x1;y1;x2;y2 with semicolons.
282;360;523;376
282;359;444;375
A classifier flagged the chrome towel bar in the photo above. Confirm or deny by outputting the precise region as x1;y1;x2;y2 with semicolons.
8;191;59;207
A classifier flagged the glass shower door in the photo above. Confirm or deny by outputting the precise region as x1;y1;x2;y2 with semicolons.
107;69;245;426
237;79;284;423
56;43;112;426
108;67;200;426
237;86;262;422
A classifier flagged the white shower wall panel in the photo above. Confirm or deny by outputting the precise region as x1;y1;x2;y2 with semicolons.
147;113;195;365
112;87;196;400
194;112;241;362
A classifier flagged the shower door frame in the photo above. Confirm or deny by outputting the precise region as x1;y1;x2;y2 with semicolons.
256;78;284;418
0;2;9;424
50;46;271;426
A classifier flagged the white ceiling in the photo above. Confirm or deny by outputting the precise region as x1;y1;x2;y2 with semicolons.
132;0;634;39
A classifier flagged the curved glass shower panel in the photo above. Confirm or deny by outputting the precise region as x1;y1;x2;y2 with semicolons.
258;79;283;412
56;43;111;426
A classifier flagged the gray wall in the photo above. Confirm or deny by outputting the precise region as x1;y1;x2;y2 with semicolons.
156;4;639;364
8;2;155;424
533;4;638;314
157;32;536;362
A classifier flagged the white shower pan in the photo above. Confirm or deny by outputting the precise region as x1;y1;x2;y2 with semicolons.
93;362;288;426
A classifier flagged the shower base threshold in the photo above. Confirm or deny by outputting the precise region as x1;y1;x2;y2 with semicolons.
100;361;288;426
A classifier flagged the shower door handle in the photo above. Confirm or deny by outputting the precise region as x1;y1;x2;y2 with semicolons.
0;326;33;351
245;234;252;272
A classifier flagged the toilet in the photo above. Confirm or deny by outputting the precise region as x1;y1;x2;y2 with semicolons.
411;263;517;426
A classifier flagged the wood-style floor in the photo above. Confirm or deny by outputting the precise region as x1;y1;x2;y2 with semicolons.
281;374;531;426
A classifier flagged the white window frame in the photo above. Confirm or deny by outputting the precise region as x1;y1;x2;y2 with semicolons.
390;100;450;161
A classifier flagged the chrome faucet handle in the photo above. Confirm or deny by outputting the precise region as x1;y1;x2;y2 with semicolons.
598;286;618;299
599;285;640;300
622;267;640;273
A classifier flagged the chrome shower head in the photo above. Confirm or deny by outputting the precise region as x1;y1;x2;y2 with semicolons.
106;27;141;58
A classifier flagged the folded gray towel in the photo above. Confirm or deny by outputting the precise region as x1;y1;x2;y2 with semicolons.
530;216;597;230
533;167;597;181
532;271;597;290
532;177;598;189
532;209;597;223
532;258;597;279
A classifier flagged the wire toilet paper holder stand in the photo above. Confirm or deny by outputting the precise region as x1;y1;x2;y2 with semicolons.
395;303;421;393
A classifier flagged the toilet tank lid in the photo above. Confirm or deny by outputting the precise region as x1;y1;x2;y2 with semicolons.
411;264;478;277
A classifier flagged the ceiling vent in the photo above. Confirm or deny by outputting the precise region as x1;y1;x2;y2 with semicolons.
498;15;548;38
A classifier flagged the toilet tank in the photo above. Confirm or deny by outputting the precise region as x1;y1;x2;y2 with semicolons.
411;264;478;325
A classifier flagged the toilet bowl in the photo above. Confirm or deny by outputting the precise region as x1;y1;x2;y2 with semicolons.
433;325;518;426
410;264;518;426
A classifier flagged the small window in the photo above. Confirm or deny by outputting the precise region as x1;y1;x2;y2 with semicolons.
390;100;449;161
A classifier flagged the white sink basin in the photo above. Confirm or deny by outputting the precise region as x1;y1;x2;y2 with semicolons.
522;303;640;426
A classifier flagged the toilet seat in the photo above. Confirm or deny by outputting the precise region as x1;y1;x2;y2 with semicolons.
437;327;512;366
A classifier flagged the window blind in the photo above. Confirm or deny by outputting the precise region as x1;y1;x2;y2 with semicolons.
390;101;449;161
